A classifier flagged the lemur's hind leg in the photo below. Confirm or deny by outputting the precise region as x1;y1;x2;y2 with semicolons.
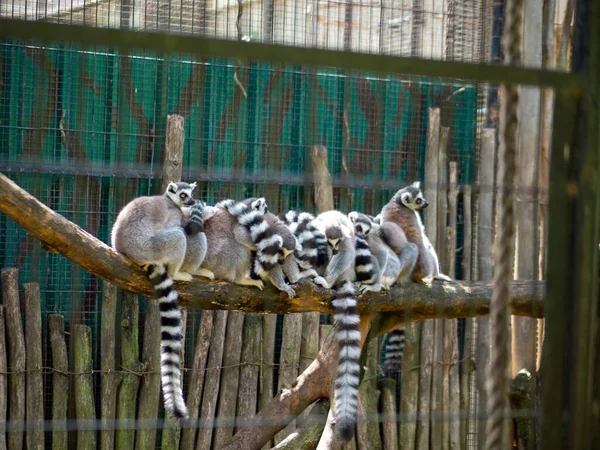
151;228;189;280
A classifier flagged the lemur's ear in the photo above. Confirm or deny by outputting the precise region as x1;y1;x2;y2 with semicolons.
411;181;421;189
167;182;178;193
189;182;197;191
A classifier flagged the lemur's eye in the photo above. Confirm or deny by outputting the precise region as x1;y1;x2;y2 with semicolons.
180;193;187;199
416;198;422;204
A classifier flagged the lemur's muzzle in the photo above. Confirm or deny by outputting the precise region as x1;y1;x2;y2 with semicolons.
184;197;196;207
421;200;429;208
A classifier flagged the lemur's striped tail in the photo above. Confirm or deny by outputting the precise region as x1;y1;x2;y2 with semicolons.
354;233;375;283
282;210;329;269
184;201;205;235
332;280;361;442
382;327;405;376
216;198;282;272
148;264;188;420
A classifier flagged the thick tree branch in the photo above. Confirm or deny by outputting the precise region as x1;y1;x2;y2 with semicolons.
0;173;544;318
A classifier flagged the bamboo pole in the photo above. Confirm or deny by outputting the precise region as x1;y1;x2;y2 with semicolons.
73;324;97;449
24;283;44;450
136;297;161;450
274;313;303;445
213;311;246;448
116;292;142;450
236;314;262;428
2;268;25;450
161;309;187;449
181;311;214;449
261;314;277;450
380;379;398;450
0;306;7;450
100;282;119;450
48;315;69;450
399;321;421;450
195;310;229;450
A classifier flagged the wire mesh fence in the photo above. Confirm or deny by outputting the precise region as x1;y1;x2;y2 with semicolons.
0;0;583;449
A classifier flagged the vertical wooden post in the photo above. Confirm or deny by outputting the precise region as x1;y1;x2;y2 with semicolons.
116;293;142;450
380;379;398;450
213;311;246;448
274;314;303;445
195;310;229;450
2;268;25;450
100;282;118;450
437;127;450;270
260;314;277;450
399;323;421;450
424;108;441;246
0;306;7;450
416;320;434;450
162;114;186;188
73;324;97;449
181;311;214;449
357;337;382;449
236;314;262;427
24;283;44;450
475;128;496;449
48;315;69;450
310;145;334;212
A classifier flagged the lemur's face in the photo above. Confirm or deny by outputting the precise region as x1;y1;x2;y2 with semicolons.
348;211;371;236
166;181;197;207
395;181;429;211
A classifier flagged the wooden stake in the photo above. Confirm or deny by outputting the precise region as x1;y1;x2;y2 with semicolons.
0;306;7;450
100;282;119;450
2;268;25;450
24;283;44;450
73;324;97;449
380;379;398;450
48;315;69;450
236;314;262;428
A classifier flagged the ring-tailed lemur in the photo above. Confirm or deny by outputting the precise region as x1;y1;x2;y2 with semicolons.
380;181;451;283
349;212;418;289
381;327;405;377
279;210;329;286
180;200;217;280
348;212;382;293
311;210;360;443
111;181;199;420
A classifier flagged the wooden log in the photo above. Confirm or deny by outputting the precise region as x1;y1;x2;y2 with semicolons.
73;324;97;449
161;308;188;450
437;126;450;270
311;145;334;212
213;311;246;448
136;297;161;450
399;322;420;450
116;293;142;450
446;319;461;450
274;313;303;445
271;398;330;450
476;128;496;448
48;315;69;450
424;107;441;247
462;185;472;280
100;282;119;450
0;306;7;450
380;379;398;450
261;314;277;450
195;310;229;450
445;162;458;277
236;314;262;428
24;283;44;450
430;319;444;450
2;268;25;450
357;380;382;450
416;320;434;450
162;114;185;187
181;311;214;449
300;314;320;374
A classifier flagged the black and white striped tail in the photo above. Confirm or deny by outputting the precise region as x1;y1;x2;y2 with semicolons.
184;201;205;236
217;199;282;273
282;210;329;269
332;280;361;442
354;234;374;283
147;264;188;419
382;327;405;376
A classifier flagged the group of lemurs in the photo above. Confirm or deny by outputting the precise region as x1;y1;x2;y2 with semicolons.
110;179;451;443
